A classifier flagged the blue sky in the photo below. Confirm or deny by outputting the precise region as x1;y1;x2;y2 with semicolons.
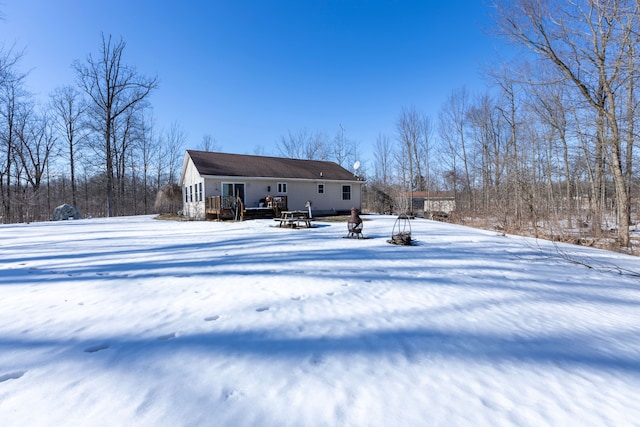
1;1;505;165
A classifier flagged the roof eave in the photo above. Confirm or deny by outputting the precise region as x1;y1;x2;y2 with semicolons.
198;174;364;183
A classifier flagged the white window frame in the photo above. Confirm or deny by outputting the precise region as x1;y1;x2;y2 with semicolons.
277;182;288;194
222;182;245;196
317;184;325;194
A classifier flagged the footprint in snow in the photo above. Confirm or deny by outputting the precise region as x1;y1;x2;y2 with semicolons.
204;315;220;321
290;296;303;301
326;292;335;296
84;344;109;353
0;371;26;382
157;333;176;341
310;354;325;366
221;388;242;401
256;307;270;312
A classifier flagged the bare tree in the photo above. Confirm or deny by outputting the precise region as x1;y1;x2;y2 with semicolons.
200;134;221;152
14;107;57;221
492;69;529;228
252;144;269;156
438;87;474;211
364;133;395;214
330;124;356;168
467;94;502;214
74;33;157;217
391;138;411;214
15;108;56;192
396;107;422;194
113;104;140;213
277;128;329;160
493;0;639;246
0;48;26;222
623;25;639;234
373;133;393;186
419;114;434;195
162;122;186;185
134;110;156;214
526;65;576;228
50;85;86;207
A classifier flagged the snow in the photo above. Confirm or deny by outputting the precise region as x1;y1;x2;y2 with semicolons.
1;214;639;426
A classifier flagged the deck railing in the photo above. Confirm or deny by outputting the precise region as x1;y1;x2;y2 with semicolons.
206;196;238;211
207;195;284;219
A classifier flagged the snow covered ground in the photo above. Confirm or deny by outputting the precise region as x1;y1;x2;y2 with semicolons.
1;214;639;426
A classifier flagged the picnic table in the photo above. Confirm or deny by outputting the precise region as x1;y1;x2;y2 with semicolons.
275;210;311;228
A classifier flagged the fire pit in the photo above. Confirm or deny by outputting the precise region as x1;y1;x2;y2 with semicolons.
388;214;413;245
346;207;364;238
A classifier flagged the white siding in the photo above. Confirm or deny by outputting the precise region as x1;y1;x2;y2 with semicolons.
285;180;362;214
181;158;206;219
424;198;456;214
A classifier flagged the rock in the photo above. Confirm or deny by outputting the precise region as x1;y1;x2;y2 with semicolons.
53;204;81;221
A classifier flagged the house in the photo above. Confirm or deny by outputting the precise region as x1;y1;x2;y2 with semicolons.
179;150;364;220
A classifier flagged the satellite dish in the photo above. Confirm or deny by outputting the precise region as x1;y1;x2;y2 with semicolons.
353;161;360;170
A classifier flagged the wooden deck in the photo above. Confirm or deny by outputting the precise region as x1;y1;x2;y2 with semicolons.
205;196;237;220
206;196;283;220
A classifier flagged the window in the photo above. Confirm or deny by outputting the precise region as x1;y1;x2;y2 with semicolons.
317;184;325;194
277;182;287;194
198;182;203;201
185;186;188;203
342;185;351;201
189;185;193;202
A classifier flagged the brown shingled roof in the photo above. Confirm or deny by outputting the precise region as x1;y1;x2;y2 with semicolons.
187;150;359;181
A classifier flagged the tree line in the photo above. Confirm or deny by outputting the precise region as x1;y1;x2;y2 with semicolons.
2;1;639;251
0;34;186;224
359;0;639;251
0;30;363;225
